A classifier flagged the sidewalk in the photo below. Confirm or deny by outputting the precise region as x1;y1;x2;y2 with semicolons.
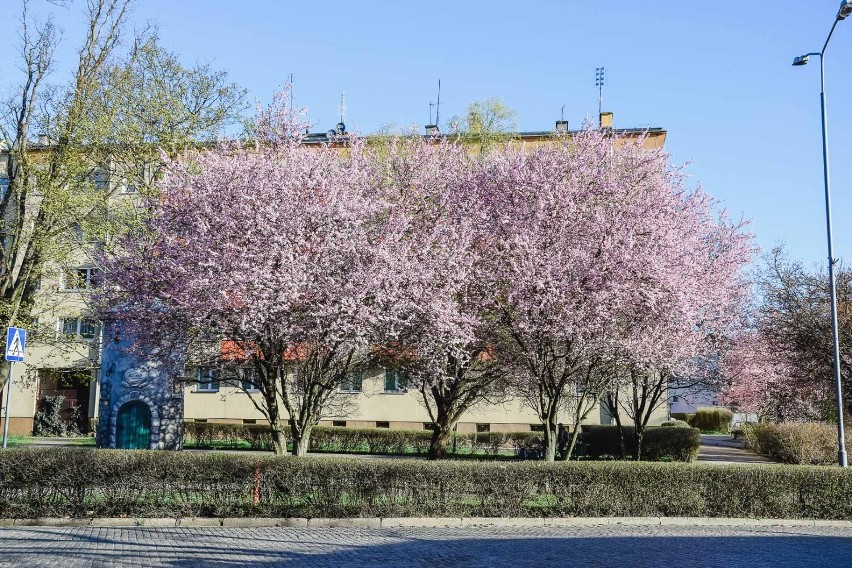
1;524;849;567
696;434;775;464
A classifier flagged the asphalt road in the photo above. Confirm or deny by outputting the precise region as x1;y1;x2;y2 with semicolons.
1;525;851;567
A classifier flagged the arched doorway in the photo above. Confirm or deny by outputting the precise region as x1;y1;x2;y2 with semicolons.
115;400;151;449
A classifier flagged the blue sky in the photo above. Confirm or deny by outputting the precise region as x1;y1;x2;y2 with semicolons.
6;0;852;267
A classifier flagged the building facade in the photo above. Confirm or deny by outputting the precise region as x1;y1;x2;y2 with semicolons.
0;114;669;439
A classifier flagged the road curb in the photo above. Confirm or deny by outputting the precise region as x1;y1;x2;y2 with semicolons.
3;516;849;528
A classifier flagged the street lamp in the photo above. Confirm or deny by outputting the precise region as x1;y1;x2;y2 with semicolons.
792;0;852;468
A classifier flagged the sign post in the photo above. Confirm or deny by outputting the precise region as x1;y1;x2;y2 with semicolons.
2;327;26;449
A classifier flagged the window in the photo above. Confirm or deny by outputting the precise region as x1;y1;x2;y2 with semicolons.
195;367;220;392
92;169;109;191
332;420;346;428
238;368;260;392
476;423;490;434
59;317;100;340
376;421;390;429
384;369;408;393
530;424;545;433
194;418;208;423
423;422;436;431
0;177;8;200
339;370;364;393
243;419;256;425
123;166;145;194
61;268;101;291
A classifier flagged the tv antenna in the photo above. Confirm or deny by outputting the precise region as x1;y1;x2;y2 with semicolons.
289;73;294;111
429;101;435;125
339;90;346;124
435;79;441;127
595;67;605;115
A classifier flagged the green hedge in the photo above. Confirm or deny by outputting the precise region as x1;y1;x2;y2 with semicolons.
184;423;273;450
184;422;541;457
689;408;734;433
1;448;852;519
580;426;701;462
743;422;850;465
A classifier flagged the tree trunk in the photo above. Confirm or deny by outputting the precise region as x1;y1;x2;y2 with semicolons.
608;395;628;460
270;419;288;456
542;412;558;462
632;427;644;461
291;423;312;457
562;428;582;461
428;426;452;460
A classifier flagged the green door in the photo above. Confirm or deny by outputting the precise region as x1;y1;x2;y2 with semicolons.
115;401;151;449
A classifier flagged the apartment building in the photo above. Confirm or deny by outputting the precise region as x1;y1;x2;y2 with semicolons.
0;113;669;438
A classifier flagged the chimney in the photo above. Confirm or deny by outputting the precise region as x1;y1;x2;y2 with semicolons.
599;112;613;129
425;124;440;135
555;120;569;134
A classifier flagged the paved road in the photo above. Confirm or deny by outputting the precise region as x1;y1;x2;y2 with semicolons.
1;525;851;567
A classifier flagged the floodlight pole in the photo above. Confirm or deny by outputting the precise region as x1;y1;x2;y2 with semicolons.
795;10;847;467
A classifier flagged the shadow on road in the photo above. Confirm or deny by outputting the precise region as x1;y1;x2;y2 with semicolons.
0;526;847;568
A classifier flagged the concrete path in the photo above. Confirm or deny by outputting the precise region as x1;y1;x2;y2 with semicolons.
1;525;850;567
697;434;775;464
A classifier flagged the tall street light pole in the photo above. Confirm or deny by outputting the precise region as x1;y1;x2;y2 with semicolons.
793;0;852;468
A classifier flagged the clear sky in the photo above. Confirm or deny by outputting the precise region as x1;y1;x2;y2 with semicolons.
6;0;852;267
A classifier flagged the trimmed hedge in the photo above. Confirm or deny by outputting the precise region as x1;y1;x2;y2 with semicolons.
184;423;273;450
580;426;701;462
660;420;691;428
184;422;700;462
184;422;541;457
1;448;852;519
743;422;850;465
689;408;734;433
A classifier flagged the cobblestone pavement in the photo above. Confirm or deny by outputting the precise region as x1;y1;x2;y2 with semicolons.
2;525;852;567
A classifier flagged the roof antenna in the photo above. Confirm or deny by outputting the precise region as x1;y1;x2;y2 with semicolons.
435;79;441;127
289;73;294;112
595;67;605;115
429;101;434;125
339;90;345;124
561;104;565;122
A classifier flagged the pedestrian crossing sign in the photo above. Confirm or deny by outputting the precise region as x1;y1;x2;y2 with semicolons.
5;327;26;362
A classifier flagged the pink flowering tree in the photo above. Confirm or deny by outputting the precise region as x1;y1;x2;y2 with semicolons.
373;137;505;460
719;330;821;422
99;87;400;456
600;175;753;460
493;128;754;461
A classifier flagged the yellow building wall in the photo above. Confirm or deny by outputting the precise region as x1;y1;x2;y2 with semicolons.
182;368;670;432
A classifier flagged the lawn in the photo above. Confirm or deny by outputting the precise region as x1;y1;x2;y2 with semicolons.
5;435;96;447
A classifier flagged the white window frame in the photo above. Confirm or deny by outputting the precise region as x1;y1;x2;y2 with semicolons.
383;369;408;393
58;317;100;341
61;267;100;291
195;367;220;393
238;368;260;393
339;370;364;394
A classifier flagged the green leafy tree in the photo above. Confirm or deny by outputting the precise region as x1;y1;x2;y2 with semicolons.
0;0;245;388
451;97;517;152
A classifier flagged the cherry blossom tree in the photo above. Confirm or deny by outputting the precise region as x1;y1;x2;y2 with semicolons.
492;128;754;461
99;87;399;456
373;137;505;459
601;183;753;459
718;330;820;422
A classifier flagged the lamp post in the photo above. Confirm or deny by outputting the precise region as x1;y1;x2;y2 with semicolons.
793;0;852;468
